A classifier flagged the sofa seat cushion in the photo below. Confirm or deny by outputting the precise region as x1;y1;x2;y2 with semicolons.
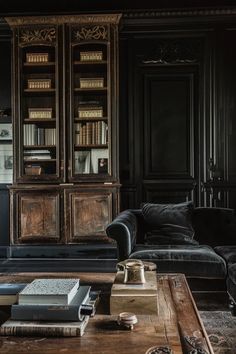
214;246;236;265
227;264;236;302
142;202;195;244
129;245;226;278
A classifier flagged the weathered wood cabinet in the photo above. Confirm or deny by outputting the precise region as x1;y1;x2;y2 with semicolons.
6;14;121;244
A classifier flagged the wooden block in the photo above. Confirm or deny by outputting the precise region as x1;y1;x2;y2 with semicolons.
110;293;158;315
111;271;157;295
110;271;158;315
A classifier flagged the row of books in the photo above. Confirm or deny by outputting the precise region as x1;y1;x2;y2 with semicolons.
0;279;99;337
24;125;56;146
24;149;52;161
75;121;108;145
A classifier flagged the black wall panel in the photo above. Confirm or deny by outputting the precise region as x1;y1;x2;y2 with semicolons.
144;73;193;178
0;27;11;247
120;35;203;207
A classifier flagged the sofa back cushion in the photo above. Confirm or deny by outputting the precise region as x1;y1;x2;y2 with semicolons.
141;202;195;244
145;231;199;245
192;207;236;246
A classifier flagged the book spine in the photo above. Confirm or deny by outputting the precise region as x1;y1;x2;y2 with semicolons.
0;283;27;295
11;304;82;321
0;317;89;337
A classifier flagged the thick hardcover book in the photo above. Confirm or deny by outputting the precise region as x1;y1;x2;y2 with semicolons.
0;316;89;337
0;283;27;305
11;286;91;321
18;279;80;305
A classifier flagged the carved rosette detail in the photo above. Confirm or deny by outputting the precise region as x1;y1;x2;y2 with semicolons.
142;40;201;65
20;28;56;44
184;336;209;354
73;25;108;42
145;346;173;354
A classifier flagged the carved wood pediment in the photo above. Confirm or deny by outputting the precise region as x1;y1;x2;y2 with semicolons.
142;39;202;65
72;25;108;42
19;28;56;44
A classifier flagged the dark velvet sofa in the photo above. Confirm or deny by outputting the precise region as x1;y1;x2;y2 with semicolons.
106;203;236;310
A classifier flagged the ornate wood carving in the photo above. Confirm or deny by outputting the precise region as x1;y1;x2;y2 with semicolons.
19;28;56;44
73;25;108;42
183;335;209;353
142;40;201;65
145;346;173;354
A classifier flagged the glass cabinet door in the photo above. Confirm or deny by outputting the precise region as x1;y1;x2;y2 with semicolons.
68;24;111;181
16;26;62;182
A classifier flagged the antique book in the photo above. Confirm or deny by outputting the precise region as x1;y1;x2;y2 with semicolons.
11;286;91;321
18;279;80;305
0;283;27;305
0;316;89;337
80;51;103;62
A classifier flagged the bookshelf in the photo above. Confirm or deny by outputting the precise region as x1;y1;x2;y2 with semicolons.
70;39;110;179
6;15;121;244
18;35;59;180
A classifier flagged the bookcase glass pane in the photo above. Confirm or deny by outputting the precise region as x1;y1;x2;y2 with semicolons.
72;42;109;176
21;44;58;178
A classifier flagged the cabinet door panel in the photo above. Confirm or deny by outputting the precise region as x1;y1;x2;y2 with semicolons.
21;196;57;238
66;191;112;241
12;191;61;243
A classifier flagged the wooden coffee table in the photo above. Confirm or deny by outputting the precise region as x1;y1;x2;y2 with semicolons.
0;272;214;354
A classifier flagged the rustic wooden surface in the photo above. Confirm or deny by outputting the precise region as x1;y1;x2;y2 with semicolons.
0;272;214;354
71;193;111;237
20;195;58;239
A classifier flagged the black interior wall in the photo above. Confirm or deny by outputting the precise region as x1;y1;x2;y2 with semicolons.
1;5;236;249
119;14;236;210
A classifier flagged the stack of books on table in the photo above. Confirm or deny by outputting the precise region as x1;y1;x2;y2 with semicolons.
0;278;98;337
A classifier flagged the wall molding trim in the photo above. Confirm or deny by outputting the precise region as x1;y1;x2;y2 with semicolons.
123;7;236;19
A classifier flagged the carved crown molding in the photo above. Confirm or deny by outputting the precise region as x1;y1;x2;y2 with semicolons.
123;7;236;19
5;14;121;27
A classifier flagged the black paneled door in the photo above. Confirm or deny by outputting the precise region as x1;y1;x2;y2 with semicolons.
131;38;205;206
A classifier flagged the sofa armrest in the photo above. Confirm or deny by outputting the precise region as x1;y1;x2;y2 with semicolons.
106;210;138;260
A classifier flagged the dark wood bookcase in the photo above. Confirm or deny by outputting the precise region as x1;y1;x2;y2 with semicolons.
6;14;121;244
